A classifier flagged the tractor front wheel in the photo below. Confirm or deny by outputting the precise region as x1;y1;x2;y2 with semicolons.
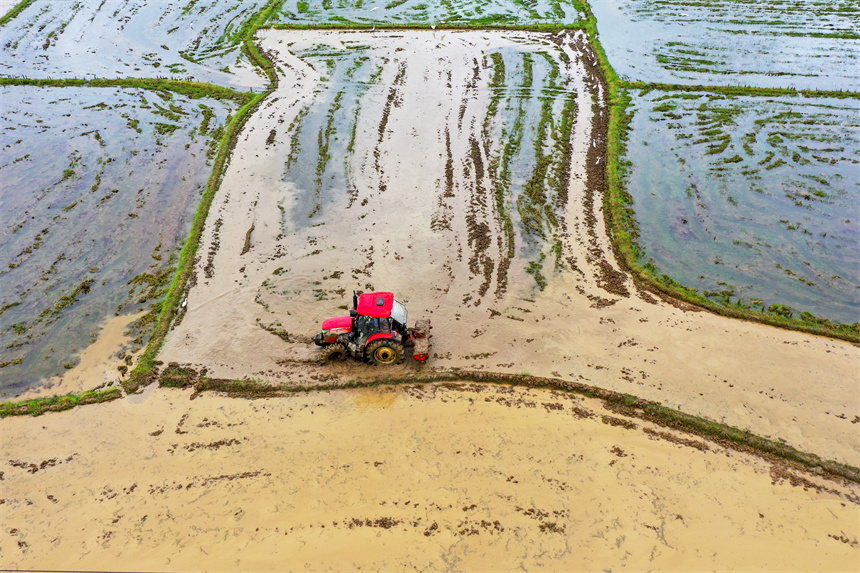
319;343;348;363
366;339;405;366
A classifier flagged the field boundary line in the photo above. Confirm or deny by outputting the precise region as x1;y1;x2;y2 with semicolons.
0;387;122;418
622;80;860;100
0;77;251;102
154;366;860;487
5;366;857;487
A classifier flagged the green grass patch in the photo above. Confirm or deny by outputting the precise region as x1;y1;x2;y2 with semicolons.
623;81;860;100
0;0;37;28
0;387;123;418
0;77;252;104
38;279;93;319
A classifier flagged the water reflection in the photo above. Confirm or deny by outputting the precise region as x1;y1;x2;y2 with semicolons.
626;91;860;322
590;0;860;90
0;87;235;395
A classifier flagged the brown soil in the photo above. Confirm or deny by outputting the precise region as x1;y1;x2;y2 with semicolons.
2;384;857;571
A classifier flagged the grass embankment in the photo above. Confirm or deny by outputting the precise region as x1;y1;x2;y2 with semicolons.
0;388;122;418
0;0;35;28
270;22;571;33
156;366;860;485
622;81;860;101
580;1;860;344
0;77;251;102
123;0;284;393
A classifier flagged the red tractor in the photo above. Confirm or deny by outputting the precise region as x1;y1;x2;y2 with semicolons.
313;291;431;365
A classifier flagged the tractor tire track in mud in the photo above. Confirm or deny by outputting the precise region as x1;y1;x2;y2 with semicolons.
466;136;495;301
374;61;407;195
569;32;630;299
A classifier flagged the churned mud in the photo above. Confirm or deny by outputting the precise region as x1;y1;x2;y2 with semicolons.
160;30;859;466
2;383;857;571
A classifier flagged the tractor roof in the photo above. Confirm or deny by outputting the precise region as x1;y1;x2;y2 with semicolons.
356;291;394;318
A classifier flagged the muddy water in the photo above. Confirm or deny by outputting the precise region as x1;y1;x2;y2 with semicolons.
0;0;268;90
160;29;859;466
274;0;585;26
626;91;860;323
589;0;860;90
0;86;235;397
12;312;145;401
2;384;857;571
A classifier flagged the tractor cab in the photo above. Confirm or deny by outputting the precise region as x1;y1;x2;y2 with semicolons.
352;292;408;347
313;290;430;365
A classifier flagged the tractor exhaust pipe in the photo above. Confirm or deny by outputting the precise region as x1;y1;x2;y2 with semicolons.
352;290;359;311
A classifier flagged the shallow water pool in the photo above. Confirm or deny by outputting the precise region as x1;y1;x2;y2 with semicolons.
0;86;235;396
626;90;860;323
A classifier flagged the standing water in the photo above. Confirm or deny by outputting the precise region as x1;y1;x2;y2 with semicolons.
0;86;235;396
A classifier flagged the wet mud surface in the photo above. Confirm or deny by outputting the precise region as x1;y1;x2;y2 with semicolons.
159;30;859;466
2;384;857;571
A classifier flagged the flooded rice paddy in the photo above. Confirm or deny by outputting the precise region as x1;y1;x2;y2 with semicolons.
273;0;585;27
2;6;859;570
0;0;270;89
588;0;860;324
626;91;860;323
0;86;234;396
589;0;860;90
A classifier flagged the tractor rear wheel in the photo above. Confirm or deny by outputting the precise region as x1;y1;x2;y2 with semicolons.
319;343;348;363
366;339;404;365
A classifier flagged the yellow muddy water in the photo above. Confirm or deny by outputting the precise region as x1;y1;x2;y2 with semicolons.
2;384;857;571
